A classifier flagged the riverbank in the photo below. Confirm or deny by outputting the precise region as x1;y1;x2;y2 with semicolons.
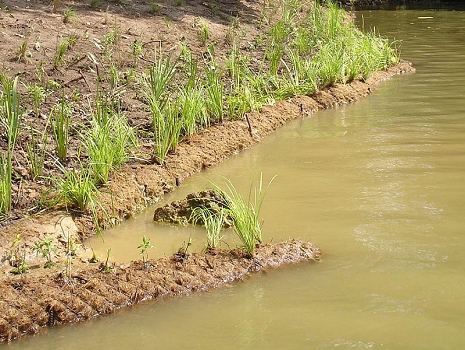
0;0;410;271
0;0;415;342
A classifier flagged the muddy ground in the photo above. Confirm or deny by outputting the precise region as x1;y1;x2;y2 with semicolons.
0;0;416;343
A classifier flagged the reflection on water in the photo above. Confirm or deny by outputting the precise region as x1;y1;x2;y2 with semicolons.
8;6;465;350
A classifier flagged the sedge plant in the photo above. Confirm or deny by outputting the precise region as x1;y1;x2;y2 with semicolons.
190;206;225;251
26;83;46;117
84;95;136;184
212;174;274;257
204;59;224;123
145;51;177;110
0;75;23;214
50;96;72;163
179;86;208;136
150;99;183;163
54;161;100;212
26;124;48;180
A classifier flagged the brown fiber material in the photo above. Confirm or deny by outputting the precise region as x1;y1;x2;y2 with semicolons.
0;240;320;342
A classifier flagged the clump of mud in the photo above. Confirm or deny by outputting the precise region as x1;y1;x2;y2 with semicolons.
153;190;233;226
0;239;320;342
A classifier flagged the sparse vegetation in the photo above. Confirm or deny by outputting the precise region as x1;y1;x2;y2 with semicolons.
0;0;400;339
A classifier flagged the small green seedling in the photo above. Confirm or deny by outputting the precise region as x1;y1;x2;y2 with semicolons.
8;234;29;274
138;236;154;264
34;235;57;268
100;248;113;273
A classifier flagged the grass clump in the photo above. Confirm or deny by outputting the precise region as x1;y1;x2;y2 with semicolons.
150;99;182;164
145;52;177;110
54;163;100;212
26;124;48;180
191;207;225;250
26;83;46;117
204;59;224;123
0;75;23;215
213;174;274;257
84;94;136;184
50;96;72;163
54;35;78;67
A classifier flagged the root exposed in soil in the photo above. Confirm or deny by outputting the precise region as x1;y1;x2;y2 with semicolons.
0;239;320;342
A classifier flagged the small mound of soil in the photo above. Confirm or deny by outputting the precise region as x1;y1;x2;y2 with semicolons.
0;239;320;343
153;190;233;226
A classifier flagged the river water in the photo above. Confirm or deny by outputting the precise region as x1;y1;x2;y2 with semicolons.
8;5;465;349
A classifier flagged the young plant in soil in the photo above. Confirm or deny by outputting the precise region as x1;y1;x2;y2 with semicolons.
84;94;135;184
204;58;224;123
144;51;177;110
179;86;208;136
191;206;225;251
54;162;100;212
100;248;113;273
26;124;48;180
150;99;182;164
54;36;77;67
197;20;210;46
138;236;154;265
0;75;23;214
33;235;57;268
213;174;275;257
50;96;72;163
7;234;29;274
62;8;76;24
26;83;46;117
15;39;28;63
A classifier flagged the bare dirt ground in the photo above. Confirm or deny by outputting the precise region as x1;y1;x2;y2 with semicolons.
0;0;415;343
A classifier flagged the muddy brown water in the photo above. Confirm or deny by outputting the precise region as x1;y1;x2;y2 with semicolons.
7;6;465;349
